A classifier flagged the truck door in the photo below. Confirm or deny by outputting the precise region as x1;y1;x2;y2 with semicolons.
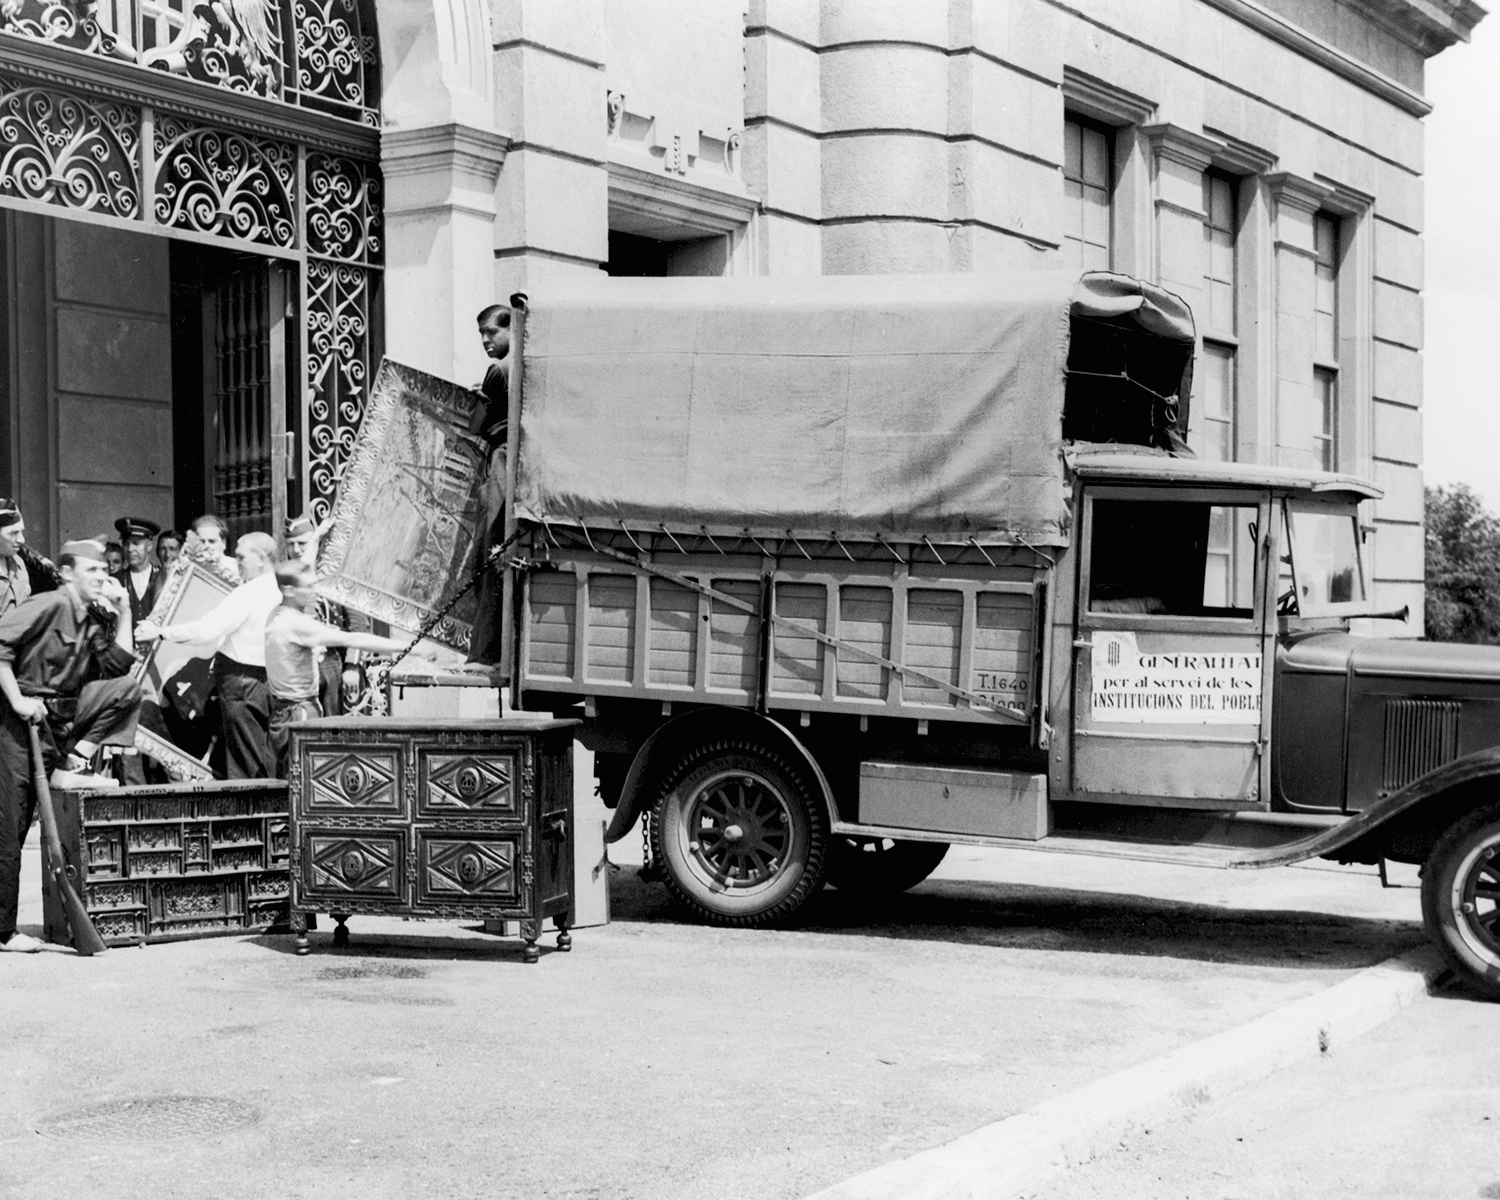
1071;486;1271;807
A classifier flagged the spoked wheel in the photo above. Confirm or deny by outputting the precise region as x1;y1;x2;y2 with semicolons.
1422;803;1500;1000
827;836;949;896
653;745;827;927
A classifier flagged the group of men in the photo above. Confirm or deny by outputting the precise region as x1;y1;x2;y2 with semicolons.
0;504;408;954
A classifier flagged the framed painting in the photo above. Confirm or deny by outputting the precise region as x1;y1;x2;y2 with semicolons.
314;359;489;651
134;560;237;717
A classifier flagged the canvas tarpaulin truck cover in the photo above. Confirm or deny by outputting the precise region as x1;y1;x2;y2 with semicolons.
513;270;1189;546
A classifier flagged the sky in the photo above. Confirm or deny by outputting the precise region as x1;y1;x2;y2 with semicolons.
1422;11;1500;509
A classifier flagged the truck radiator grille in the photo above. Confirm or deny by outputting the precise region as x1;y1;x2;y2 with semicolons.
1382;700;1461;791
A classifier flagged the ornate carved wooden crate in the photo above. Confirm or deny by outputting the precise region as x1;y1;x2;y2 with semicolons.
41;781;291;947
286;717;579;962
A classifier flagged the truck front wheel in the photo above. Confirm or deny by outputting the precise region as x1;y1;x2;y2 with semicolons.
1421;802;1500;1000
652;743;828;927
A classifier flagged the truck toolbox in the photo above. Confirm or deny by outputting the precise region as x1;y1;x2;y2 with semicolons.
859;762;1049;840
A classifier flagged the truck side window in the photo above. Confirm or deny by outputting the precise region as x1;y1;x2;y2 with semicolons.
1088;499;1257;618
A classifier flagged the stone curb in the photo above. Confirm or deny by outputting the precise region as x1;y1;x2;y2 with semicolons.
803;946;1445;1200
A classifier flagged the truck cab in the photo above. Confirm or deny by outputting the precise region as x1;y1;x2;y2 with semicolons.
1056;451;1386;815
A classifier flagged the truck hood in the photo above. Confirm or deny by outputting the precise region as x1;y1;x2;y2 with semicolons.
1280;632;1500;682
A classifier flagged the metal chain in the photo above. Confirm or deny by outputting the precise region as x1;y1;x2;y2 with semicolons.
642;810;653;873
382;527;528;675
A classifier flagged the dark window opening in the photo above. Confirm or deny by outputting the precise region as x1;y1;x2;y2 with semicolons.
1088;499;1257;618
606;230;670;277
1064;314;1194;449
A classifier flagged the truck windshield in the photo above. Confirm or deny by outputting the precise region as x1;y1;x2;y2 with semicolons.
1281;504;1366;614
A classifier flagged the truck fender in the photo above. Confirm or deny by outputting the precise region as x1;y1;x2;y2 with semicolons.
1318;746;1500;865
603;708;840;844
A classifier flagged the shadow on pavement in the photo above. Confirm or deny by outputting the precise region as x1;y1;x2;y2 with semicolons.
611;868;1425;971
248;927;564;965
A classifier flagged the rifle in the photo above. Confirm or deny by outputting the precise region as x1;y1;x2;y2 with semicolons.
27;721;107;956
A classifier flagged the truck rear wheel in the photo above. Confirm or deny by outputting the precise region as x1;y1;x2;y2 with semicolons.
1421;802;1500;1000
652;743;828;928
827;836;949;896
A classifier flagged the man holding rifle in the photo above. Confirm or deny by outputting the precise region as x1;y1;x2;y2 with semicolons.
0;539;140;953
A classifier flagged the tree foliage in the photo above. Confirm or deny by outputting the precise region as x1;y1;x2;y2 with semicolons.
1426;484;1500;643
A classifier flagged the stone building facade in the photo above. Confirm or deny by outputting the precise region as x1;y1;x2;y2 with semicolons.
0;0;1481;632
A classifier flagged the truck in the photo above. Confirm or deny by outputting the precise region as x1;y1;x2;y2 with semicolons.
492;269;1500;998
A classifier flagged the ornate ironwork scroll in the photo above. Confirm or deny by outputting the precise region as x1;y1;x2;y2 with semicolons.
0;0;117;55
1;0;378;124
153;112;296;247
140;0;286;99
306;257;371;520
305;151;380;520
306;151;379;262
0;76;140;217
289;0;377;125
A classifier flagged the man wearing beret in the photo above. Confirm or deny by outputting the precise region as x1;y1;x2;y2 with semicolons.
113;516;164;628
0;538;141;953
0;500;31;615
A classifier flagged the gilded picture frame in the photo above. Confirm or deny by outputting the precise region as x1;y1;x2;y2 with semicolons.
314;358;489;651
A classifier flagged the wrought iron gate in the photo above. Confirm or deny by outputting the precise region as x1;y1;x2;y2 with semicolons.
211;262;274;539
0;0;381;524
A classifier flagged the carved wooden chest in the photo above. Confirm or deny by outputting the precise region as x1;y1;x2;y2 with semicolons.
42;781;290;947
286;717;579;961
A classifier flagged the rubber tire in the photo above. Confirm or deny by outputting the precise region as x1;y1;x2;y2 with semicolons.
827;837;950;896
652;742;828;928
1421;801;1500;1000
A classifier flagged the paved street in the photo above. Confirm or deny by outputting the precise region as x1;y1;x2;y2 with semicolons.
2;831;1429;1200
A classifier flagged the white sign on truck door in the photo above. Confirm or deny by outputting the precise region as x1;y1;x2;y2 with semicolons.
1089;631;1261;724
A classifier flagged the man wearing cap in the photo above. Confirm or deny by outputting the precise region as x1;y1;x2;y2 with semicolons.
0;500;31;614
0;538;140;953
113;517;164;628
137;531;280;779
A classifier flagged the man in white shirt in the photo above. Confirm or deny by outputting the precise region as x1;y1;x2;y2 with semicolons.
138;531;280;779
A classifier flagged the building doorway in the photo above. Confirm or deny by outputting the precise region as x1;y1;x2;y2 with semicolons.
169;243;295;543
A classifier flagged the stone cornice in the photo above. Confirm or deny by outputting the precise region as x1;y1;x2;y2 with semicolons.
381;123;510;181
1197;0;1437;116
1203;127;1279;175
0;32;380;156
1356;0;1486;57
607;161;759;237
1061;66;1156;125
1265;170;1335;213
1142;123;1223;170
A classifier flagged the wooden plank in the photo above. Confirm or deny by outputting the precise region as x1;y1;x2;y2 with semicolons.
649;576;698;689
836;585;892;701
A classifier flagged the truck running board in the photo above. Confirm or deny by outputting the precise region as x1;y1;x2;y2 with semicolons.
833;805;1351;871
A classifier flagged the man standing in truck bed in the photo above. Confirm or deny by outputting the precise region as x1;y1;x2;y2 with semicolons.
469;303;510;665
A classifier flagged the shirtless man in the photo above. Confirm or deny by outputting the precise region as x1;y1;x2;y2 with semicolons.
264;562;409;776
